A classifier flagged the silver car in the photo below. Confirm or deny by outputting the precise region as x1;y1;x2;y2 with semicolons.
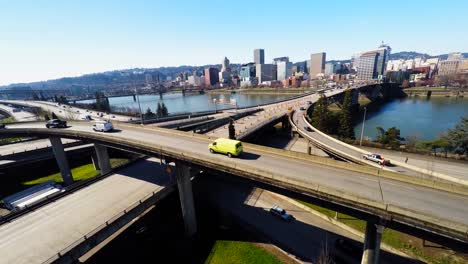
269;205;293;222
362;153;390;165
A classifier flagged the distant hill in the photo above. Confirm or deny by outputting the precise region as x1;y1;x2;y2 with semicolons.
390;51;468;60
1;51;465;91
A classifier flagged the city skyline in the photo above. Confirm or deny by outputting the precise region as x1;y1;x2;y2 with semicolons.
1;0;468;85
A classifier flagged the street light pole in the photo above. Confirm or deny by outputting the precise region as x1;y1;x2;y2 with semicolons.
133;77;143;125
359;106;367;146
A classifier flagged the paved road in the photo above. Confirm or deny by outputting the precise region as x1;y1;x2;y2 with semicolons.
0;100;131;122
4;122;468;227
361;146;468;181
0;158;174;264
200;178;418;264
0;138;76;157
0;103;38;122
291;89;468;183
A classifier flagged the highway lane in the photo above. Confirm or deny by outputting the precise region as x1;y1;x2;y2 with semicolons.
5;122;468;227
0;103;38;122
0;100;131;122
0;138;77;157
0;158;174;264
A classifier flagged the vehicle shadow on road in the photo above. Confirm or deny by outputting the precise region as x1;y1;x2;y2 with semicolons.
239;152;260;160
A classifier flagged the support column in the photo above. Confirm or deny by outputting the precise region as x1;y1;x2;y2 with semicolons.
50;137;73;186
361;220;384;264
91;152;100;171
175;161;197;236
94;144;111;175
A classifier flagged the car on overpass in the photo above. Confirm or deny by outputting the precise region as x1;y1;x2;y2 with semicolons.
208;138;243;158
362;153;390;165
269;205;293;222
0;123;5;129
46;119;67;128
92;120;114;132
304;126;312;132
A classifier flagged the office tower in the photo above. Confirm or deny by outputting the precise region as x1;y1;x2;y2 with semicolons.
204;67;219;86
357;52;379;80
276;61;293;81
240;63;256;80
254;49;265;64
310;52;326;79
256;64;277;83
273;57;289;64
221;57;230;72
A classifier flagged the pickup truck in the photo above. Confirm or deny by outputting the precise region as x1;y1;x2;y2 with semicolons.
362;153;390;165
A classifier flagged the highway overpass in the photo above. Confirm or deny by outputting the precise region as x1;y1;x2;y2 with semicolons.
0;121;467;263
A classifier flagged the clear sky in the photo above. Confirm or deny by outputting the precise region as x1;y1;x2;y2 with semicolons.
1;0;467;85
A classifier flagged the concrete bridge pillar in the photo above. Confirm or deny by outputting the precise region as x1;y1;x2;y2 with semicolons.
94;144;112;175
175;161;197;236
361;220;384;264
49;137;73;185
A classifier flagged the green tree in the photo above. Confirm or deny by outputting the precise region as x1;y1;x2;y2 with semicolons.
446;117;468;155
338;90;354;139
310;95;331;133
156;102;163;117
144;107;154;118
161;102;168;117
375;126;404;149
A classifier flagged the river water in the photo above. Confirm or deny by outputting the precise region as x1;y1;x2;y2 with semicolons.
354;97;468;141
78;93;294;114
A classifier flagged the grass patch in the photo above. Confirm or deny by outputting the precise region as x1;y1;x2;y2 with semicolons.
22;158;129;185
1;117;15;123
204;240;283;264
295;199;465;264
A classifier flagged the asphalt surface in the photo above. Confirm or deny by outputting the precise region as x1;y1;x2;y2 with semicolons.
4;121;468;227
0;158;174;264
0;103;38;122
200;177;420;264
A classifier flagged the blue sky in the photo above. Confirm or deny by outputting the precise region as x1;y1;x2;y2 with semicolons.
1;0;467;85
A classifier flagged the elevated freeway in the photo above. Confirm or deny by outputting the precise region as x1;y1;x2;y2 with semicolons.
1;122;467;247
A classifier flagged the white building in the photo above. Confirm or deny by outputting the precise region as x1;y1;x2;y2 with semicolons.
276;61;292;81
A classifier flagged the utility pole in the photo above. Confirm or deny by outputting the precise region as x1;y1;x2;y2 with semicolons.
133;75;143;125
359;106;367;146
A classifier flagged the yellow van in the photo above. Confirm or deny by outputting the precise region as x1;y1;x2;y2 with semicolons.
208;138;243;158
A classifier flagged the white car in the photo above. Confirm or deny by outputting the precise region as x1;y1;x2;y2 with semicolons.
92;120;114;132
362;153;390;165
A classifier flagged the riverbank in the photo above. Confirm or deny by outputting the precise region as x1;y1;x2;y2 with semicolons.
207;87;314;95
404;87;466;97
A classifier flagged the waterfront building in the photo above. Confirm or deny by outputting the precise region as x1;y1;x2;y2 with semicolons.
240;63;256;81
256;64;277;83
310;52;326;79
276;61;293;81
221;57;231;72
254;49;265;65
204;67;219;87
357;52;379;80
438;60;460;76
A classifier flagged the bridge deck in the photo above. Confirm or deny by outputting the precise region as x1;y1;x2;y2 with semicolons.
0;158;173;264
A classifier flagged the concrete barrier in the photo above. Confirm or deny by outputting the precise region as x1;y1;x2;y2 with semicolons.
1;127;467;243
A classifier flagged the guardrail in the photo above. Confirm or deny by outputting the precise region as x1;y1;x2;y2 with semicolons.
1;127;467;245
298;99;468;187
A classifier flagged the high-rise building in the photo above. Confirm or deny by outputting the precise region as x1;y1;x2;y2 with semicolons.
273;57;289;64
357;52;379;80
276;61;293;81
438;60;460;76
240;63;256;80
375;43;391;77
221;57;230;72
204;67;219;86
256;64;277;83
310;52;326;79
254;49;265;64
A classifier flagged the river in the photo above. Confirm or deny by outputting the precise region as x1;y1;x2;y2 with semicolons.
78;93;295;114
354;97;468;141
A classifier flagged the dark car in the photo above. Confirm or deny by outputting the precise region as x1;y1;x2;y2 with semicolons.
0;123;5;129
46;119;67;128
269;205;293;222
304;126;312;132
